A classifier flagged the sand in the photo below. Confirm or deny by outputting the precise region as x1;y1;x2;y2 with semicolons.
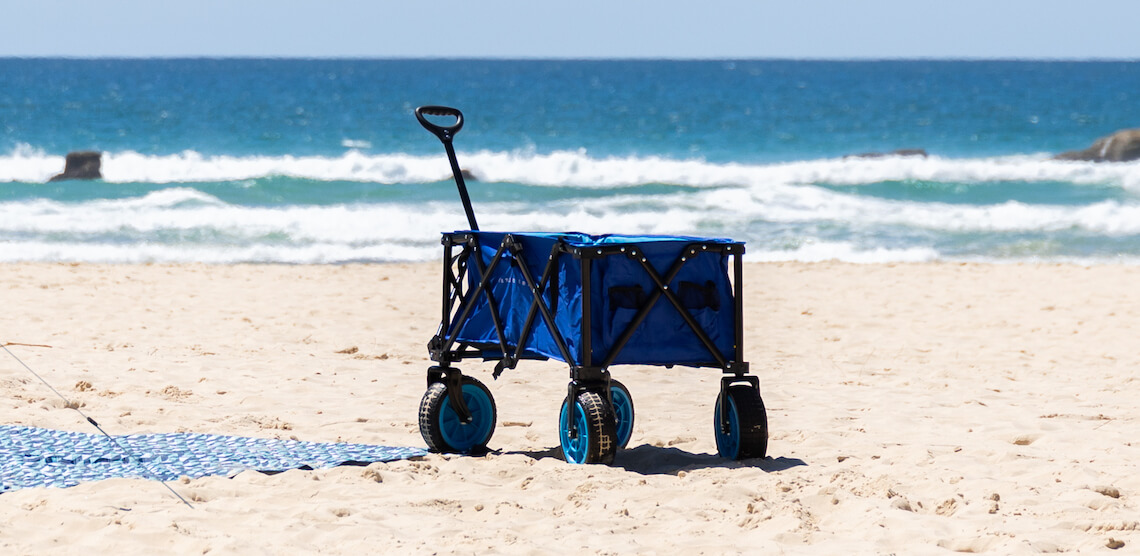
1;261;1138;554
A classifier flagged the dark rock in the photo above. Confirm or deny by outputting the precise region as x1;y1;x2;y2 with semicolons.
1054;129;1140;162
48;151;103;182
847;148;928;159
460;168;478;182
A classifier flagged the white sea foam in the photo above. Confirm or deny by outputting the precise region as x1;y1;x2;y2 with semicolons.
6;147;1140;263
5;147;1140;190
688;183;1140;235
340;139;373;149
0;240;434;265
0;148;454;184
0;144;70;182
747;241;940;264
5;181;1140;264
100;150;453;184
1;192;454;244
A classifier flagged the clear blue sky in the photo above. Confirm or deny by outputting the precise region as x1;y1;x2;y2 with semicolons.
3;0;1138;60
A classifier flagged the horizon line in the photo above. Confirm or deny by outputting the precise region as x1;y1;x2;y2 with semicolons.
1;55;1139;63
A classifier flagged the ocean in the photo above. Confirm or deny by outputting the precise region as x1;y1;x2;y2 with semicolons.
2;58;1139;264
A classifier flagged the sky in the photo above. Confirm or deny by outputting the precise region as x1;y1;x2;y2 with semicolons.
2;0;1139;60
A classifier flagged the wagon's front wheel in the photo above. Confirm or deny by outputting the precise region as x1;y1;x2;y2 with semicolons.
419;375;497;454
713;384;768;460
559;390;617;465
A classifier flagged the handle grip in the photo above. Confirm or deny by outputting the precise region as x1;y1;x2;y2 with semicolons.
415;105;464;143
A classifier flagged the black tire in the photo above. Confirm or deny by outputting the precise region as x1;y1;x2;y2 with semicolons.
609;379;634;450
559;390;618;465
419;375;497;454
713;384;768;460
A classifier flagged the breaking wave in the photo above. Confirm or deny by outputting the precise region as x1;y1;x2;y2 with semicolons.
4;146;1140;190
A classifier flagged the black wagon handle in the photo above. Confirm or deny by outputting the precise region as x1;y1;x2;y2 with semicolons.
415;105;465;143
415;105;479;231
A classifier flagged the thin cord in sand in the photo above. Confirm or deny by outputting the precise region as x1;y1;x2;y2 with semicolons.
1;343;194;508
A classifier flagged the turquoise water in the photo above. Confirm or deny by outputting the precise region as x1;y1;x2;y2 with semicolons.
2;59;1140;263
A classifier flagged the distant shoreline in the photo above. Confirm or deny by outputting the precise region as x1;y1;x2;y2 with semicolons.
2;56;1139;62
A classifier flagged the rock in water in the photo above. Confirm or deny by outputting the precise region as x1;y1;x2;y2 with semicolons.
1054;129;1140;162
48;151;103;182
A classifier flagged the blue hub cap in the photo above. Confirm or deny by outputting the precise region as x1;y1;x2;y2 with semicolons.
611;387;633;449
559;398;590;464
439;384;494;452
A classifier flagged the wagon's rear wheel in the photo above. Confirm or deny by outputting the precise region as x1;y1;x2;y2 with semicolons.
419;375;497;453
559;390;617;465
610;379;634;450
713;384;768;460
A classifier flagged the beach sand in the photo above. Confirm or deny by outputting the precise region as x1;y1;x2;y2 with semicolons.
2;261;1138;554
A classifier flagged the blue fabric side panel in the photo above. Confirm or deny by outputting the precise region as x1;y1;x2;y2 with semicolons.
556;253;584;365
447;232;741;368
453;232;587;364
453;232;521;353
590;239;736;366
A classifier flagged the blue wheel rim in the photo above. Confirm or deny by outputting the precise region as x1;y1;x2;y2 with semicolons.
559;398;590;464
439;383;494;452
714;395;740;458
611;387;633;449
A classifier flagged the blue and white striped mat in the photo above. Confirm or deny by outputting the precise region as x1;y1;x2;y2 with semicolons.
0;425;427;492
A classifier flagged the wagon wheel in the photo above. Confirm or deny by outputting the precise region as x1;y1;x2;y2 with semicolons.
713;384;768;460
419;375;497;453
559;390;618;464
610;379;635;450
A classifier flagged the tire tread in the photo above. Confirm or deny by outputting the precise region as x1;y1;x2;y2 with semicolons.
726;385;768;460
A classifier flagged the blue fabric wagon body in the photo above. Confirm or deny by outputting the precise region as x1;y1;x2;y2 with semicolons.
448;231;741;368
